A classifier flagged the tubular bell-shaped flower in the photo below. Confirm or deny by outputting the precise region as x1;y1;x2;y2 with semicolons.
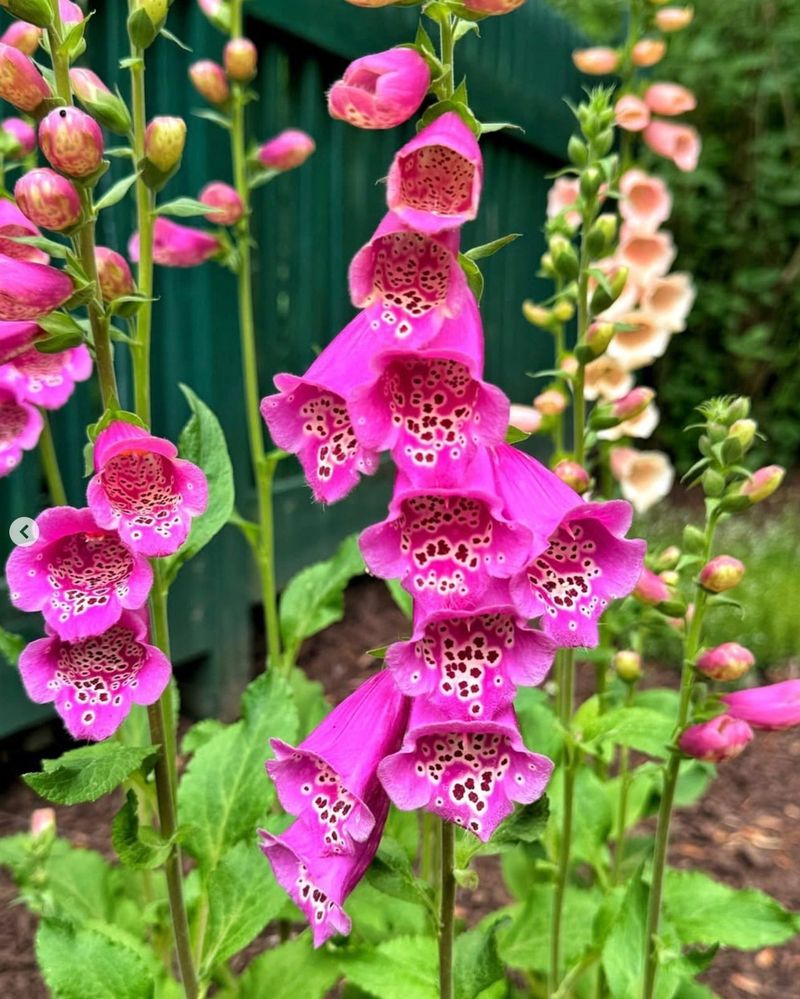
6;507;153;640
0;319;40;364
0;342;91;409
129;217;220;268
18;610;171;741
722;680;800;731
0;381;42;476
328;47;430;130
0;254;73;321
618;169;672;231
87;420;208;557
267;670;408;854
378;698;553;841
0;198;49;264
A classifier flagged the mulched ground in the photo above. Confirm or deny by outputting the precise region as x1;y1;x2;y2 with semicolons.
0;578;797;997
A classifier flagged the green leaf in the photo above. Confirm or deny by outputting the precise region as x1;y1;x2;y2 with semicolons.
94;172;140;212
238;934;340;999
202;841;284;972
664;869;800;948
162;385;235;587
601;870;647;999
159;27;191;51
36;919;154;999
459;253;484;301
341;936;439;999
385;578;413;620
5;233;70;258
505;425;530;445
35;309;86;343
111;790;173;870
581;706;675;759
455;920;506;999
24;744;158;806
499;883;602;971
465;233;522;261
366;836;435;913
191;108;232;131
279;534;365;662
180;718;225;754
479;121;524;135
0;624;25;667
155;197;216;219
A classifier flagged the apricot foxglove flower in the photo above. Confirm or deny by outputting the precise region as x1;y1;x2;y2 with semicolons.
679;715;753;763
328;48;430;130
598;400;660;442
378;699;552;841
87;420;208;557
572;47;619;75
639;272;695;333
0;380;42;476
386;111;482;233
257;129;315;171
722;680;800;731
0;343;91;409
267;670;408;855
644;83;697;117
18;610;171;741
619;170;672;231
0;42;50;112
129;218;220;268
610;446;675;513
0;254;73;321
606;311;671;370
655;5;694;31
0;198;49;264
617;226;676;284
547;177;580;228
6;507;152;640
386;603;554;721
614;95;651;132
631;39;666;68
583;355;634;402
644;121;701;172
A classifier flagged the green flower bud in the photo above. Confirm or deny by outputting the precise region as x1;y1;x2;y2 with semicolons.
0;0;53;28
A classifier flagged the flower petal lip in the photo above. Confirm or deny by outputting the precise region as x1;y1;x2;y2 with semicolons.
722;679;800;730
0;380;43;476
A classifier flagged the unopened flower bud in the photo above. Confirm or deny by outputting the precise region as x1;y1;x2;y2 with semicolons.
582;321;615;359
580;166;603;199
534;388;566;416
726;418;756;452
590;266;628;314
739;465;784;505
679;715;753;763
632;39;666;67
256;129;315;171
552;299;574;323
572;47;620;75
539;251;555;278
586;213;618;259
199;181;244;225
701;467;726;497
613;650;642;682
1;116;36;157
14;167;81;231
128;0;168;49
696;642;754;682
189;59;230;105
30;807;56;838
634;566;671;605
568;134;587;166
59;0;83;24
522;300;553;328
197;0;230;31
0;42;50;112
224;36;258;83
721;396;750;424
659;569;679;587
553;459;590;494
70;67;132;135
614;386;654;421
699;555;745;593
550;235;579;281
39;107;104;178
655;5;694;31
95;246;135;302
654;545;680;571
682;524;705;554
144;115;186;173
0;0;53;29
0;20;42;55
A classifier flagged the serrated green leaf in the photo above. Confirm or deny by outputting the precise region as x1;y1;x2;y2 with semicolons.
499;883;602;971
155;197;217;219
24;744;158;806
601;868;647;999
366;836;435;914
0;625;25;667
465;233;522;261
111;790;172;870
341;936;438;999
455;920;506;999
95;172;140;212
238;934;340;999
180;718;225;754
582;706;675;759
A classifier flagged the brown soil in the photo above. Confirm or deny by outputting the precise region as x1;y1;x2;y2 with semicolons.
1;578;798;998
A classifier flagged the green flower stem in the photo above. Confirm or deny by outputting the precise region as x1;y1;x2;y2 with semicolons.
438;819;456;999
45;7;72;108
611;684;635;883
38;411;67;506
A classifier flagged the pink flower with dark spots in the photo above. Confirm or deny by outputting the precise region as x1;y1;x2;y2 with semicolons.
129;217;220;268
722;680;800;731
0;198;49;264
0;343;91;409
679;715;753;763
18;610;171;741
6;507;153;640
0;381;42;476
378;699;553;841
87;421;208;557
386;111;483;233
0;254;73;321
328;47;430;130
267;670;408;856
0;320;40;365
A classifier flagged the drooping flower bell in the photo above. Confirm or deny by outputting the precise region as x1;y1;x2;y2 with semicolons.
86;420;209;557
378;698;553;841
722;680;800;731
328;47;430;130
572;47;620;75
643;121;701;172
614;95;651;133
129;217;220;268
6;507;153;640
655;5;694;32
619;169;672;231
617;225;676;285
631;39;666;68
18;610;171;741
605;311;671;370
14;168;82;231
1;115;37;157
0;42;50;112
633;566;672;606
644;83;697;117
0;254;73;321
609;446;675;514
0;380;42;476
0;342;92;409
546;177;580;228
0;198;49;263
257;129;315;172
386;111;483;233
639;272;695;333
94;247;135;302
0;319;40;364
199;181;244;225
679;715;753;763
38;106;105;178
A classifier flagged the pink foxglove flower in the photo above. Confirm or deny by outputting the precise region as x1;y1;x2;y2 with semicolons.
267;670;408;855
59;0;84;23
644;83;697;117
359;449;533;611
640;272;695;333
644;121;701;172
0;319;40;364
328;48;430;130
680;715;753;763
129;217;220;268
633;566;671;606
0;343;91;409
617;226;676;284
631;39;666;68
260;313;380;504
614;94;651;132
18;610;171;741
378;699;552;841
1;116;37;157
610;446;675;513
0;198;49;264
619;169;672;231
598;400;660;442
38;106;104;178
0;42;50;112
0;381;42;476
14;168;82;232
547;177;580;228
493;445;645;647
0;254;73;321
722;680;800;731
348;295;509;487
0;22;41;56
606;311;671;370
6;507;153;640
386;111;483;233
199;181;244;225
386;602;554;721
739;465;784;504
87;421;208;557
257;129;315;172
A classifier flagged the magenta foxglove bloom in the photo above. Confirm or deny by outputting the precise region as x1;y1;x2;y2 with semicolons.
348;212;470;351
0;198;49;264
0;254;74;321
378;699;553;841
267;670;408;854
128;218;220;268
328;48;430;130
1;344;91;409
261;312;380;504
386;602;555;720
679;715;753;763
359;449;533;611
6;507;153;640
722;680;800;731
18;610;171;741
87;421;209;557
492;444;646;647
386;111;483;233
0;381;42;476
0;320;40;365
348;294;509;487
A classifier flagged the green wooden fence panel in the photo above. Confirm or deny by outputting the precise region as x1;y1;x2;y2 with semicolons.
0;0;585;735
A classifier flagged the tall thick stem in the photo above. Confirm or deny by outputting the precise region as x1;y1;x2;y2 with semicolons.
38;412;67;506
438;820;456;999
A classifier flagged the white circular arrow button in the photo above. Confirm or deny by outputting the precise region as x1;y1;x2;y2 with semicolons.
9;517;39;548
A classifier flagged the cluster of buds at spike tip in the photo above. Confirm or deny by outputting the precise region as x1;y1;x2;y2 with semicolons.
696;642;754;682
521;297;573;333
613;649;642;682
224;37;258;83
553;459;590;494
699;555;745;594
127;0;169;50
38;107;104;178
0;116;36;158
141;115;186;191
0;0;54;29
0;42;50;112
70;68;132;135
14;168;82;232
189;59;229;106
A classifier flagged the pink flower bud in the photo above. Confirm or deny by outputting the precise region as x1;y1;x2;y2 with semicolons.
199;181;243;225
740;465;784;504
613;386;655;421
144;115;186;173
645;83;697;117
632;39;666;68
643;121;701;172
59;0;84;23
94;246;135;302
0;20;42;56
30;807;56;837
633;566;671;605
189;59;229;105
553;459;590;494
696;642;755;682
655;6;694;31
699;555;745;593
613;649;642;681
345;0;401;5
257;129;315;172
0;42;50;112
508;404;542;435
458;0;527;15
0;255;74;320
69;67;132;135
129;217;220;268
680;715;753;763
328;47;430;131
534;388;566;416
1;116;36;157
197;0;230;30
722;679;800;731
39;107;104;178
224;36;257;82
614;94;651;132
572;47;620;75
15;168;82;231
